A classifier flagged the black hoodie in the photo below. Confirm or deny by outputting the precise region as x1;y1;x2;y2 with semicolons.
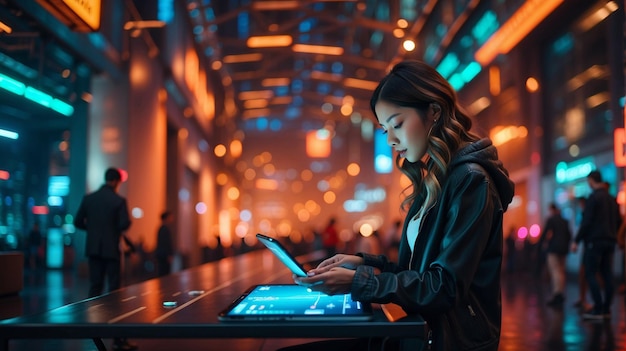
352;138;515;351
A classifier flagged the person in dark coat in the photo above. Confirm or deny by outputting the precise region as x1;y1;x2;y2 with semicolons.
155;211;175;276
572;170;621;320
74;167;136;351
539;203;572;307
290;60;515;351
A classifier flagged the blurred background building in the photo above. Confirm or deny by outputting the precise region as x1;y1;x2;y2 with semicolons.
0;0;623;277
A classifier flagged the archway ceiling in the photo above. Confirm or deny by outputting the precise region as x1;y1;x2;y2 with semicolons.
185;0;454;132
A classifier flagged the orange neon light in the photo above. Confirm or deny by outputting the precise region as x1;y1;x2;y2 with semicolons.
475;0;563;66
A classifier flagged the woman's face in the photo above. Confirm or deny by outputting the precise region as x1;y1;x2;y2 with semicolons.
376;100;434;163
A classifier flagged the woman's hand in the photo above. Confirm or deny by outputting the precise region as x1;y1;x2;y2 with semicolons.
315;254;364;272
293;267;357;295
292;254;364;295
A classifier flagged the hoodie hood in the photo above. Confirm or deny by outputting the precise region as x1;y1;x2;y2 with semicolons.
449;138;515;211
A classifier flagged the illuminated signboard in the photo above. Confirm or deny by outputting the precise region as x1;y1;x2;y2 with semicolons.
36;0;102;32
555;157;595;184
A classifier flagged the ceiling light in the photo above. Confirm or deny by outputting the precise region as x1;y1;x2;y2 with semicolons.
252;1;299;10
223;53;263;63
247;35;292;48
402;39;416;51
344;78;379;90
577;1;618;31
244;99;269;109
124;20;166;30
0;128;18;140
292;44;343;55
0;21;12;34
238;90;274;100
475;0;563;65
262;78;291;87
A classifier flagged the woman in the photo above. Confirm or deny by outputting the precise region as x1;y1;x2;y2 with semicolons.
293;60;515;351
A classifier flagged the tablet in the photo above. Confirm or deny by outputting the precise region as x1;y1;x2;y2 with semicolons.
256;233;308;277
218;284;373;322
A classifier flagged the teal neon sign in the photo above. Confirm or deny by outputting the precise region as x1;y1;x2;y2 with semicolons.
0;73;74;116
555;158;595;184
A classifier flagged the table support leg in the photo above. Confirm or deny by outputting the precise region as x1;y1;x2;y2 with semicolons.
92;338;108;351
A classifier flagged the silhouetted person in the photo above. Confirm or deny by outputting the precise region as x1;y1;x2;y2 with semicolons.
74;167;136;351
505;226;517;273
27;222;42;269
539;203;572;307
572;170;621;320
155;211;175;276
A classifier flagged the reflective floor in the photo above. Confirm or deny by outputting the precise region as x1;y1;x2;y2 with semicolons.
1;262;625;351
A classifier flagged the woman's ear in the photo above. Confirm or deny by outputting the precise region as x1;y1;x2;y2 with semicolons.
430;103;441;121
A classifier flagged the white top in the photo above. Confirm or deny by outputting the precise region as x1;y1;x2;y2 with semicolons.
407;214;423;252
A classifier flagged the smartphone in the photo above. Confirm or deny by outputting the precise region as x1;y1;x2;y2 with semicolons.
256;233;308;277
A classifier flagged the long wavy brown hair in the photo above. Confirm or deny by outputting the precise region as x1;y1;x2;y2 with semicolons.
370;60;480;215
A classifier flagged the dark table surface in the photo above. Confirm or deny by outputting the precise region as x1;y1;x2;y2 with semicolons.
0;249;426;350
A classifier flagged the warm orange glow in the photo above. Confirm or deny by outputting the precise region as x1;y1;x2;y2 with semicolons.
262;77;291;87
614;128;626;167
216;173;229;185
292;44;344;55
393;28;405;38
255;178;279;190
81;92;93;102
247;35;292;48
468;97;491;116
239;90;274;100
101;127;122;153
223;53;263;63
311;70;342;82
577;1;618;32
244;99;269;109
262;164;275;176
347;163;360;176
251;1;299;10
323;191;336;204
211;60;222;70
230;139;242;158
344;77;379;90
227;186;240;200
214;144;227;157
301;169;313;181
489;66;501;96
184;48;199;94
244;168;256;180
397;19;408;28
490;126;529;146
0;20;13;33
475;0;564;65
525;77;539;92
0;170;9;180
306;130;331;158
340;104;353;116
